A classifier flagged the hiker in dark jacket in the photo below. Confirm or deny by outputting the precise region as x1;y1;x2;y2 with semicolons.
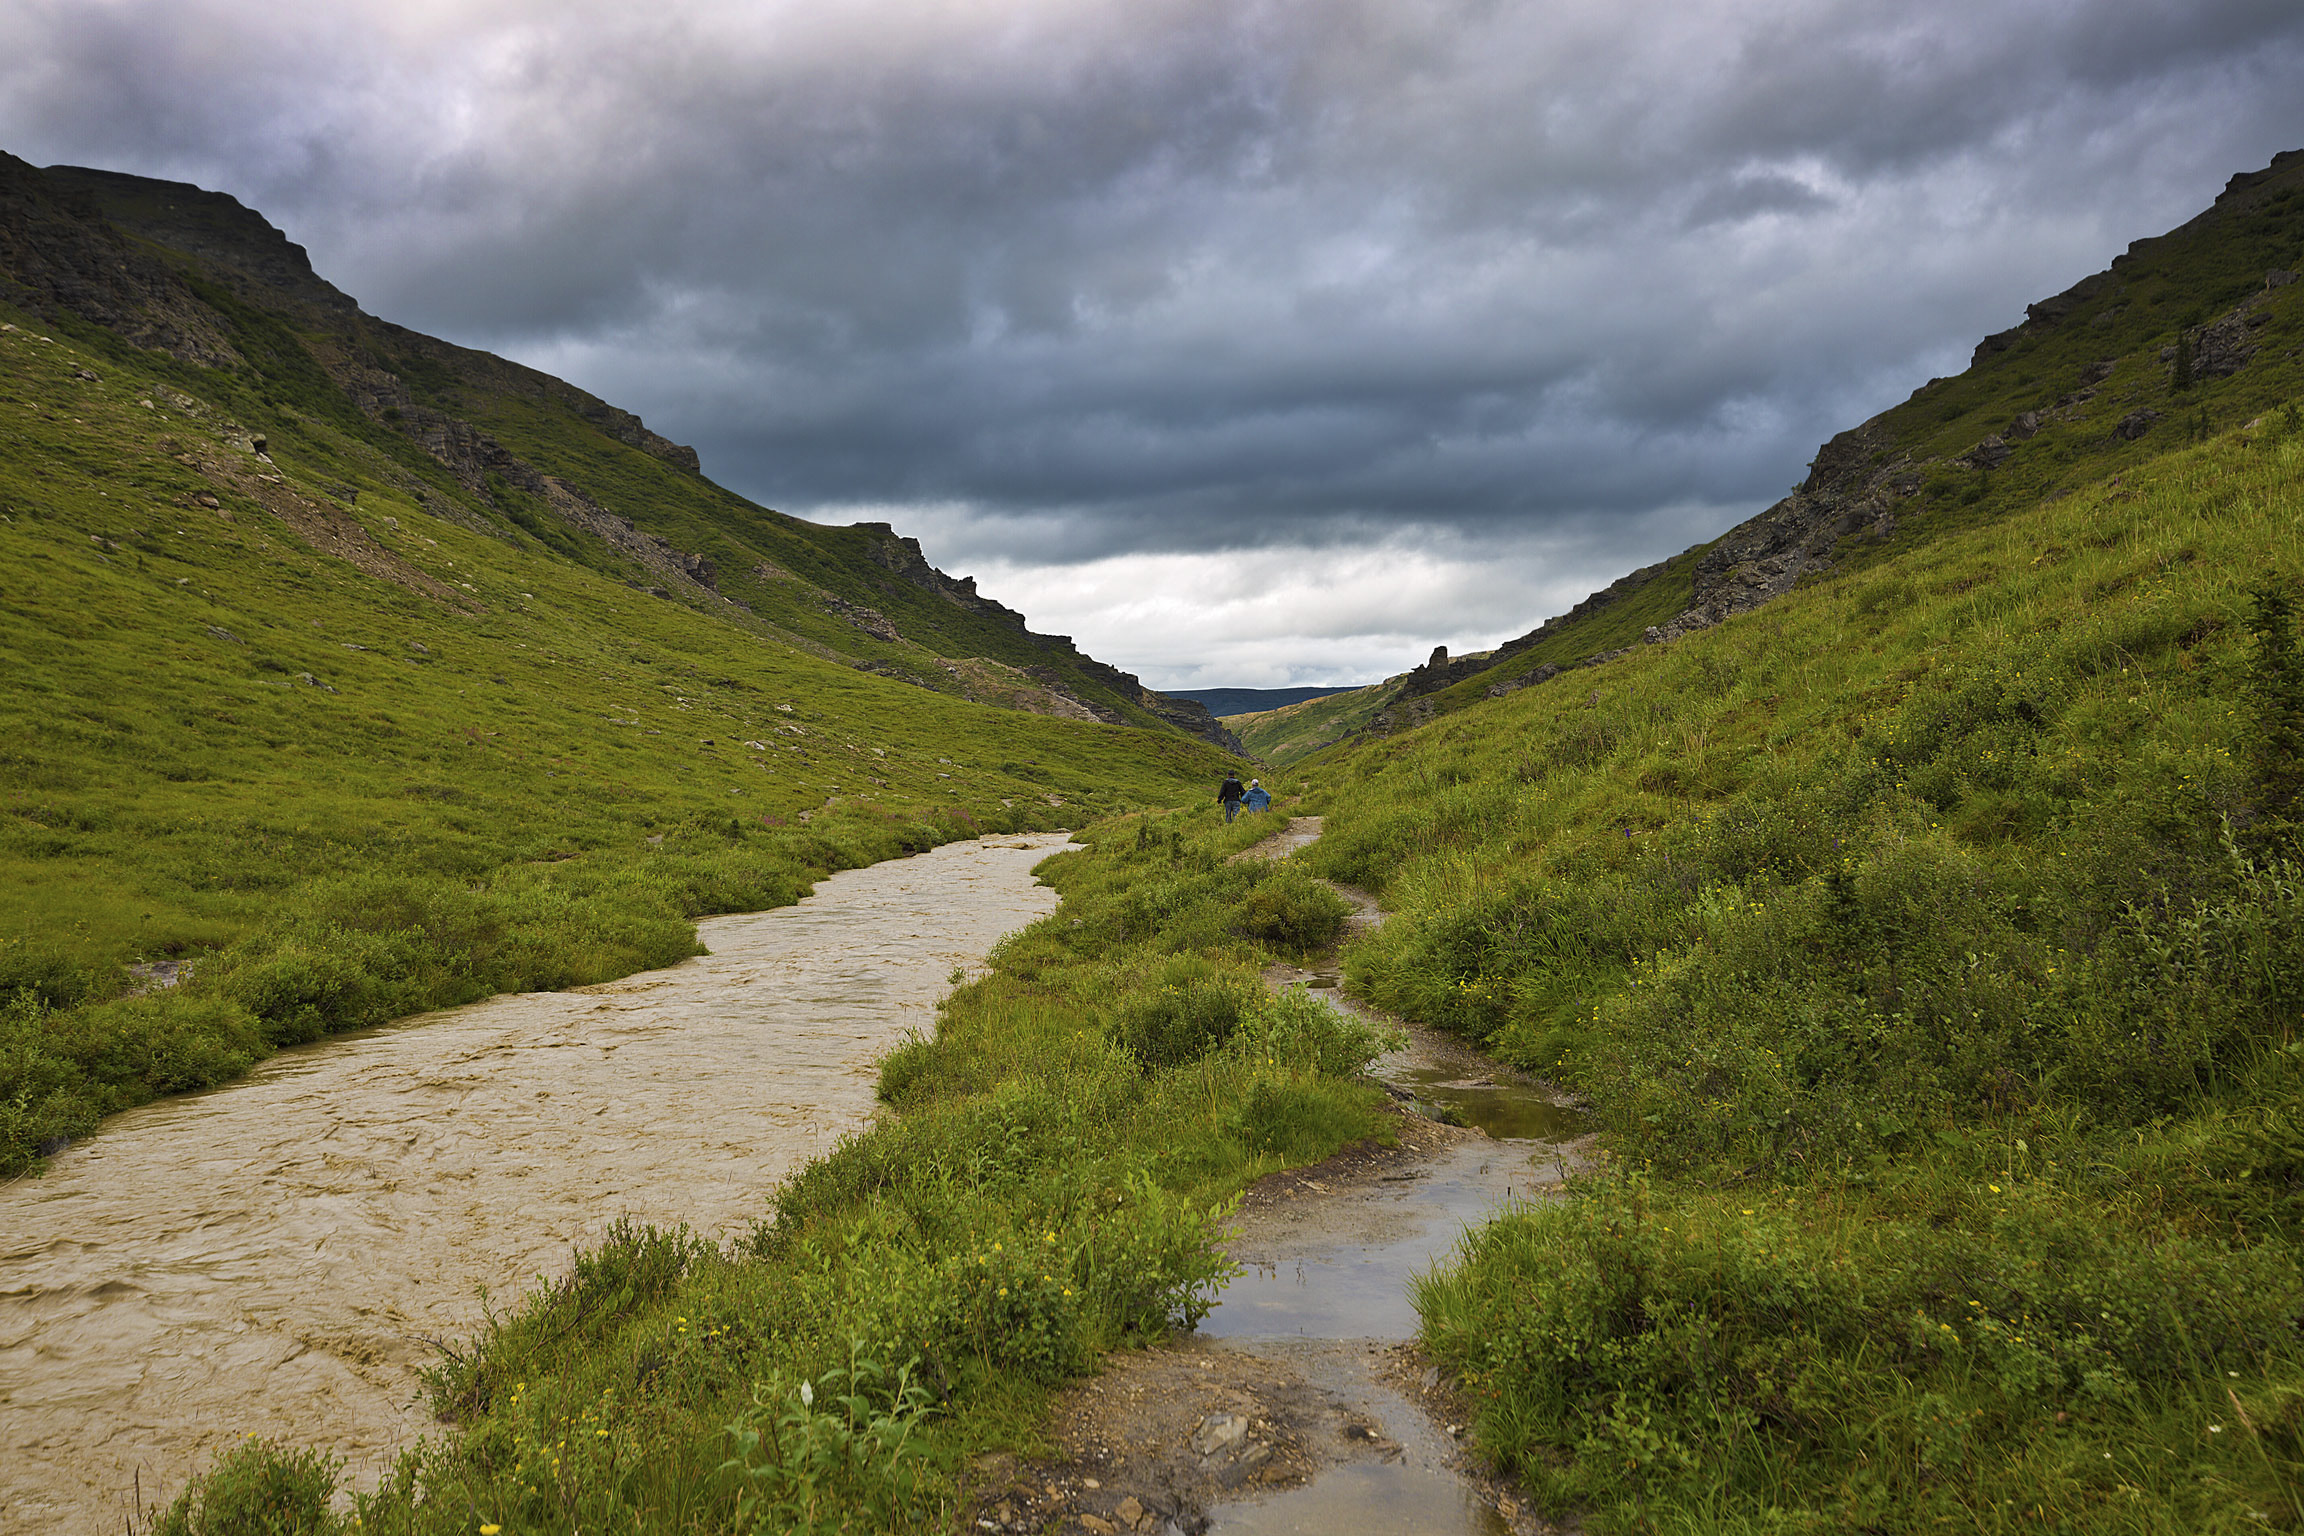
1219;771;1246;822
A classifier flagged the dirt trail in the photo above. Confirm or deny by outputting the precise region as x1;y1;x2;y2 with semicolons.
974;817;1584;1536
0;833;1074;1535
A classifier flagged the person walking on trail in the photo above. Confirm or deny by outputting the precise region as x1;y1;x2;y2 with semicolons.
1219;771;1246;822
1244;779;1271;813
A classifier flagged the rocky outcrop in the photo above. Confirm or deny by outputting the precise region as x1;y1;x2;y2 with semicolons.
537;478;721;593
857;525;1034;633
2164;300;2273;383
1637;418;1907;647
46;163;705;479
43;163;357;315
1140;691;1246;754
842;522;1243;749
825;595;901;641
569;396;701;474
0;153;241;364
1069;653;1245;752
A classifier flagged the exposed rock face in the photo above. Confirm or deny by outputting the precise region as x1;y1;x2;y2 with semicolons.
1070;653;1246;752
44;164;705;479
858;525;1033;633
43;163;357;315
538;478;722;595
2182;302;2271;382
825;595;901;641
569;396;701;473
1960;435;2011;470
844;524;1244;751
0;153;240;364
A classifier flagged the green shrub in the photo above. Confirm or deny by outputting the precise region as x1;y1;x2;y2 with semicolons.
1229;1078;1371;1161
1111;955;1260;1068
723;1348;938;1536
0;939;106;1010
1418;1171;2304;1527
154;1437;345;1536
1234;866;1352;954
1236;986;1400;1077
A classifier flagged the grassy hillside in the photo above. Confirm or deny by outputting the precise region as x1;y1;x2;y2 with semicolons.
0;211;1237;1172
1299;404;2304;1528
1381;150;2304;732
1228;679;1400;763
11;156;1236;743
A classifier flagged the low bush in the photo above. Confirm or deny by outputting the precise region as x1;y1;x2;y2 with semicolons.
1111;954;1261;1069
1235;986;1401;1078
1233;865;1352;954
154;1436;344;1536
1419;1171;2304;1530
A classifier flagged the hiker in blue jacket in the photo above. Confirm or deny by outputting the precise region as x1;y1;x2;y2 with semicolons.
1244;779;1272;813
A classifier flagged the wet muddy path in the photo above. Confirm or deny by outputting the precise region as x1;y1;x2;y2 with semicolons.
982;819;1586;1536
0;833;1074;1533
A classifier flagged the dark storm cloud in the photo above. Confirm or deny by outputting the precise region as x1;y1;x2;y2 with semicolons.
4;0;2302;678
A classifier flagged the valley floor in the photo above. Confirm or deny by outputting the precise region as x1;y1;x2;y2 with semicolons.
0;834;1069;1531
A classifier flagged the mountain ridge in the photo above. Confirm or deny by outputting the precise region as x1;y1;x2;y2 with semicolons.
1345;146;2304;744
2;153;1243;753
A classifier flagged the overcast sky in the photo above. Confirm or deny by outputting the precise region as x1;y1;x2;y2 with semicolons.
6;0;2302;687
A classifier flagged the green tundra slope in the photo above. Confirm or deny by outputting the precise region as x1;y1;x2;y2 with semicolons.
0;154;1240;1173
1291;177;2304;1530
9;155;1238;748
1225;679;1400;763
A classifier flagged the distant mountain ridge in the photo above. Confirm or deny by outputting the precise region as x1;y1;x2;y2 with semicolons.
0;153;1241;753
1166;684;1367;718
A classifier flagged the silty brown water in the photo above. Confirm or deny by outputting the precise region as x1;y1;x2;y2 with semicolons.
0;833;1074;1533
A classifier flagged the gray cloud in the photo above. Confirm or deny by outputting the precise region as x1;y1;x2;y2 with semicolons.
4;0;2302;682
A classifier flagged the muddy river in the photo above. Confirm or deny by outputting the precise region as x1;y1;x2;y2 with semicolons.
0;833;1073;1533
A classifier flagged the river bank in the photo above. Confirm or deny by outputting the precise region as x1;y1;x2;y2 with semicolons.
0;833;1074;1532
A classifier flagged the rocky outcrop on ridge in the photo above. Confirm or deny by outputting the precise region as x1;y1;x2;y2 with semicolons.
851;524;1244;751
43;163;358;315
0;153;241;365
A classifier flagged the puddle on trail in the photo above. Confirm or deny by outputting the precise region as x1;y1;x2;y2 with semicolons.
1199;1141;1565;1341
1207;980;1585;1341
1383;1066;1585;1143
1293;972;1584;1144
1201;975;1583;1532
0;834;1072;1534
1208;1341;1510;1536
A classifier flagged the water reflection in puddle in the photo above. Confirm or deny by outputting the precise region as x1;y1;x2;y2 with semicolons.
1383;1066;1585;1143
1199;1143;1563;1340
1214;1454;1511;1536
1203;974;1581;1532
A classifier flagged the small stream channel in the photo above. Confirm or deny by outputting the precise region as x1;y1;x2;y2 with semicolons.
1196;821;1586;1535
0;833;1074;1533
